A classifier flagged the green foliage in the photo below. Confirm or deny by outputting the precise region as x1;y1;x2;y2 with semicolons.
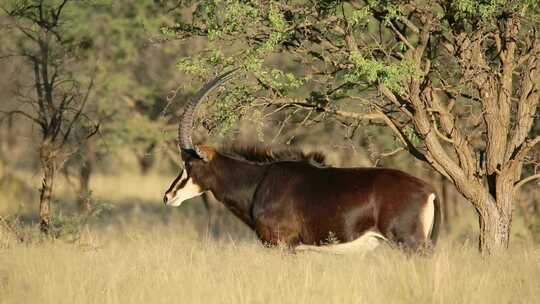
100;112;170;153
202;86;254;136
216;1;261;38
268;3;287;31
76;0;165;63
451;0;540;22
177;56;210;75
346;52;416;93
67;1;173;157
161;1;315;136
256;69;307;93
350;7;371;27
403;126;421;146
364;0;403;24
452;0;506;21
162;0;430;137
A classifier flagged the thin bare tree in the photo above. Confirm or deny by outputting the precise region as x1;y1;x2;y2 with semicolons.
1;1;97;234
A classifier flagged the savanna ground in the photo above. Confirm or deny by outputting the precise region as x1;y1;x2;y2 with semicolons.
1;161;539;304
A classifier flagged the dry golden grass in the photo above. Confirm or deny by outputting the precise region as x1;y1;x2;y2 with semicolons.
1;226;539;304
1;171;539;304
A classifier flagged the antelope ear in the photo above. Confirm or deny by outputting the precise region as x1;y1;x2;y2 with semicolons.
196;145;216;162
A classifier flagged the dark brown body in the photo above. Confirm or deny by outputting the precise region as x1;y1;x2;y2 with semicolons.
185;149;440;251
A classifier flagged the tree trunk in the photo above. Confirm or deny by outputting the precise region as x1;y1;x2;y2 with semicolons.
78;159;92;214
441;178;452;232
78;140;95;214
39;142;56;234
0;116;16;178
0;123;4;179
475;193;513;254
137;142;156;175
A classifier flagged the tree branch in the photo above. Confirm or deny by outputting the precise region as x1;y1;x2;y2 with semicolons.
511;136;540;164
257;97;383;121
388;20;414;50
506;39;540;161
62;74;95;145
514;173;540;191
429;89;477;178
368;106;430;163
377;84;414;119
0;110;44;126
257;97;430;164
374;147;405;166
52;0;69;27
398;16;419;34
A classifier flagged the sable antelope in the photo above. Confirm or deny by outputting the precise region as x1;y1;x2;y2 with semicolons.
164;69;440;253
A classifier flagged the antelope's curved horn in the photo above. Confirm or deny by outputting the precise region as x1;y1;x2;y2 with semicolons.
178;68;239;156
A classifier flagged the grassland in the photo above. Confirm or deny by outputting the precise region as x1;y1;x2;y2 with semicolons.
1;171;539;304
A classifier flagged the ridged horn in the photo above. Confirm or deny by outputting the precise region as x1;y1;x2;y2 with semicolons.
178;68;239;157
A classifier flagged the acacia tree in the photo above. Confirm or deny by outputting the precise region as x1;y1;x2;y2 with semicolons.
0;1;97;234
165;0;540;253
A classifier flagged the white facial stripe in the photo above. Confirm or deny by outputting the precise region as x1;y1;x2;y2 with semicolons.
179;169;188;182
167;172;204;207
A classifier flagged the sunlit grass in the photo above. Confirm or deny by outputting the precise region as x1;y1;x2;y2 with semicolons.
1;223;539;304
1;170;539;304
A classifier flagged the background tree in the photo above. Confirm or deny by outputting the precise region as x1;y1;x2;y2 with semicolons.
56;0;177;212
164;0;540;253
0;1;98;234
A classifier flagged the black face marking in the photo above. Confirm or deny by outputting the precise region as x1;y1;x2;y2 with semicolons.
176;175;189;191
165;170;184;195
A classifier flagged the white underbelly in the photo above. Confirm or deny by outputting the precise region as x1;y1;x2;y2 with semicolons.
295;231;388;255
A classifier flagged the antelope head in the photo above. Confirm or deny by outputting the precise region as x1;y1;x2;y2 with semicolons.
163;69;237;206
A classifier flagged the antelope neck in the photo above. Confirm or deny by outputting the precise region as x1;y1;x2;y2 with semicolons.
206;154;269;228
